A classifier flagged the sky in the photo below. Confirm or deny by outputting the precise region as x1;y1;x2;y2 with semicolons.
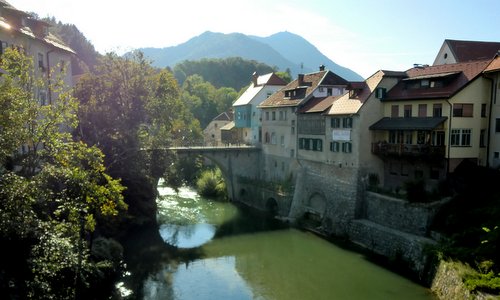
7;0;500;78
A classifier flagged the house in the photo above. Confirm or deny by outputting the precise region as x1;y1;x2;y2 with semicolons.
0;0;75;102
325;70;406;183
483;54;500;168
258;66;348;180
433;39;500;66
369;60;492;191
232;72;286;145
203;110;234;146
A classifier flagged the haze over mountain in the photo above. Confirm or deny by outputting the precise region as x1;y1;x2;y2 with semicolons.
135;31;363;81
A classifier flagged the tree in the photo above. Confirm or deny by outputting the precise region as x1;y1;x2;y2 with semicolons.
0;48;126;299
181;74;238;129
75;51;202;223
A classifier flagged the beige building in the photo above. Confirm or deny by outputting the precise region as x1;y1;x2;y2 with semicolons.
484;55;500;168
433;39;500;66
369;60;492;190
258;67;348;181
0;0;75;99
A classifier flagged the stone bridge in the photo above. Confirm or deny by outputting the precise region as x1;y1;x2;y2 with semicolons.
168;145;262;202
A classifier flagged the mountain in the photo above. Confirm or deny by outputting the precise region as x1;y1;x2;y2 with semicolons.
135;31;363;81
250;31;363;82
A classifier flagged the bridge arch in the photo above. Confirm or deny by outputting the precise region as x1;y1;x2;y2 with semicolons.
265;197;278;216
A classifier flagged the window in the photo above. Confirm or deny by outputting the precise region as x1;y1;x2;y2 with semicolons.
330;141;340;152
418;104;427;117
327;88;332;96
312;139;323;151
266;92;272;98
279;111;284;120
331;118;340;128
291;126;295;135
265;111;269;121
495;152;499;159
404;131;412;144
342;142;352;153
375;87;386;99
343;117;353;128
38;53;44;69
433;104;442;117
453;104;473;117
272;111;276;121
290;149;295;158
417;131;426;144
450;129;471;147
280;135;285;146
265;132;270;143
271;132;277;145
39;90;47;106
480;129;486;148
481;104;487;117
496;119;500;133
0;41;7;54
404;105;412;118
391;105;399;117
432;131;445;146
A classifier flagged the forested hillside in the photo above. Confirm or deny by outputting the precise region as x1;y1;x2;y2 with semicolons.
173;57;278;91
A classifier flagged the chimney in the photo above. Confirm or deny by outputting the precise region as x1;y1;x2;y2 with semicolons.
252;72;258;86
319;65;325;71
298;74;304;86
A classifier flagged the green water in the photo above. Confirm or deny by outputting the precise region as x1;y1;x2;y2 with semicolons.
118;183;435;300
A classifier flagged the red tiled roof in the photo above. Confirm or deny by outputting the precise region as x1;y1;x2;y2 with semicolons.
385;60;491;101
259;70;348;108
484;55;500;73
447;39;500;63
297;96;339;114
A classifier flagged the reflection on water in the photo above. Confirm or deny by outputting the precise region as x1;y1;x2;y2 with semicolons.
159;223;216;248
119;183;435;300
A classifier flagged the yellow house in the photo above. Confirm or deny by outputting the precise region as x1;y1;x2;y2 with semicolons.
369;60;491;190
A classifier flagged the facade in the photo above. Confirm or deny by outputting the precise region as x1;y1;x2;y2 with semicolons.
369;60;492;191
325;70;406;184
203;110;234;146
258;67;348;181
232;72;286;145
0;0;75;98
484;55;500;168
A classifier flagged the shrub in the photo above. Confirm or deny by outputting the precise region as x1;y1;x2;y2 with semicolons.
196;169;226;200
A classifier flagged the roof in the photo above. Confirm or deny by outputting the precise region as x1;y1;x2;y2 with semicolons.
0;2;75;54
484;55;500;73
256;72;287;86
213;110;233;121
445;39;500;63
297;96;338;113
369;117;448;130
233;72;286;107
259;70;348;108
327;69;390;116
220;121;235;131
233;84;264;106
385;60;491;101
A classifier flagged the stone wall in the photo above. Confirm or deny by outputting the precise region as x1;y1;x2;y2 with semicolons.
288;160;361;236
363;192;450;236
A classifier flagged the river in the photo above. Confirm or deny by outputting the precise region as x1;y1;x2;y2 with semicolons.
117;182;436;299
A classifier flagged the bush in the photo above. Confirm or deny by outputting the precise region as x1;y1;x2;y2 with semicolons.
196;169;226;200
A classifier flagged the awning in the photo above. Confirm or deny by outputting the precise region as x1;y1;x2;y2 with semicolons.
369;117;447;130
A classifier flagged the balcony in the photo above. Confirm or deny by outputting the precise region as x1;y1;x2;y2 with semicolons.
372;143;445;158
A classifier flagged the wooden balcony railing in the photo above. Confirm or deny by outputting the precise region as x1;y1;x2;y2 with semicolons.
371;143;445;157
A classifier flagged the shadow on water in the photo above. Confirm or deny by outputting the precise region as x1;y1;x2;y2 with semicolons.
212;202;289;239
